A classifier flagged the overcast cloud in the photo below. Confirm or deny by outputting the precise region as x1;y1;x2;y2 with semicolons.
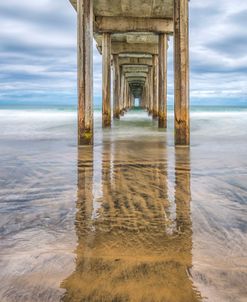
0;0;246;105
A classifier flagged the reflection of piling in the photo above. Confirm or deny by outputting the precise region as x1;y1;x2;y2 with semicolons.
174;146;194;276
61;141;201;302
76;146;94;236
175;146;192;234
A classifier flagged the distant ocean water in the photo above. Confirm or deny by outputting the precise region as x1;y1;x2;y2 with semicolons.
0;103;247;112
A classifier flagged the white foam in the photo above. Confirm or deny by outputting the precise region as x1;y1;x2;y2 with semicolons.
0;109;76;122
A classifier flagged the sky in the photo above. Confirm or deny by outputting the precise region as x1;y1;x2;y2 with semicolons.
0;0;247;106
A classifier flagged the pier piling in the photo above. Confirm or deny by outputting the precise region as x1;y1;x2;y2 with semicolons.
77;0;93;145
174;0;190;145
158;34;168;128
113;54;120;119
153;54;159;120
102;33;111;128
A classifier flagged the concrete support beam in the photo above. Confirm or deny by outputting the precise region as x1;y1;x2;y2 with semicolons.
95;16;173;34
122;66;149;73
158;33;168;128
98;42;158;55
174;0;190;145
119;57;153;66
125;72;147;78
126;77;146;83
128;79;145;84
119;54;152;58
126;34;158;44
102;33;111;127
113;54;120;119
77;0;93;145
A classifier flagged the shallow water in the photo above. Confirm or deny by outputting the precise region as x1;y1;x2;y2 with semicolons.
0;108;246;302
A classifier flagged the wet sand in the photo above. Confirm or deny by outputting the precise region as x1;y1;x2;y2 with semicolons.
0;109;246;301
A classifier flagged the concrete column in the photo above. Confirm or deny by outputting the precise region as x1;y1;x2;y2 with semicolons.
124;80;128;111
148;77;151;113
140;92;143;108
120;68;125;116
113;55;120;119
145;78;148;112
102;33;111;128
158;33;168;128
128;88;131;109
153;55;159;119
140;87;144;108
145;86;148;109
144;82;148;110
142;85;145;109
123;78;126;112
126;81;130;110
126;83;129;109
132;94;135;108
77;0;93;145
148;66;154;115
174;0;190;145
143;84;147;109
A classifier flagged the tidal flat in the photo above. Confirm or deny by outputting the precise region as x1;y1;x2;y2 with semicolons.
0;107;246;302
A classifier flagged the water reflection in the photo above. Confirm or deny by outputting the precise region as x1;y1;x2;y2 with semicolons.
61;140;202;302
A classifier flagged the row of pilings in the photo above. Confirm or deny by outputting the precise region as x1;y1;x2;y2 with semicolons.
75;0;190;146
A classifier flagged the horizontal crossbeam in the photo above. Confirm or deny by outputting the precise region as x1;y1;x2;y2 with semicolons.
95;16;173;33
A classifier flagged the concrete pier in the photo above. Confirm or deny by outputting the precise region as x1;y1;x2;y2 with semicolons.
70;0;190;145
102;33;111;128
76;0;93;145
113;54;120;119
158;33;168;128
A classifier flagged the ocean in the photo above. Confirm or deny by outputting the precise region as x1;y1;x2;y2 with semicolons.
0;105;246;302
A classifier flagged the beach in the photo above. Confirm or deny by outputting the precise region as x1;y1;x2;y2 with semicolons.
0;106;246;301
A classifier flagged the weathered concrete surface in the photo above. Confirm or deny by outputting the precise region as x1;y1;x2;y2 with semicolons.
125;73;147;78
70;0;173;18
174;0;190;145
122;65;149;72
97;41;159;55
102;33;111;128
158;34;167;128
153;54;159;119
77;0;93;145
95;16;173;33
113;54;120;119
119;57;153;66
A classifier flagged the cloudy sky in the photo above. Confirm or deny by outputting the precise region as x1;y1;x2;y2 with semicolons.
0;0;246;106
